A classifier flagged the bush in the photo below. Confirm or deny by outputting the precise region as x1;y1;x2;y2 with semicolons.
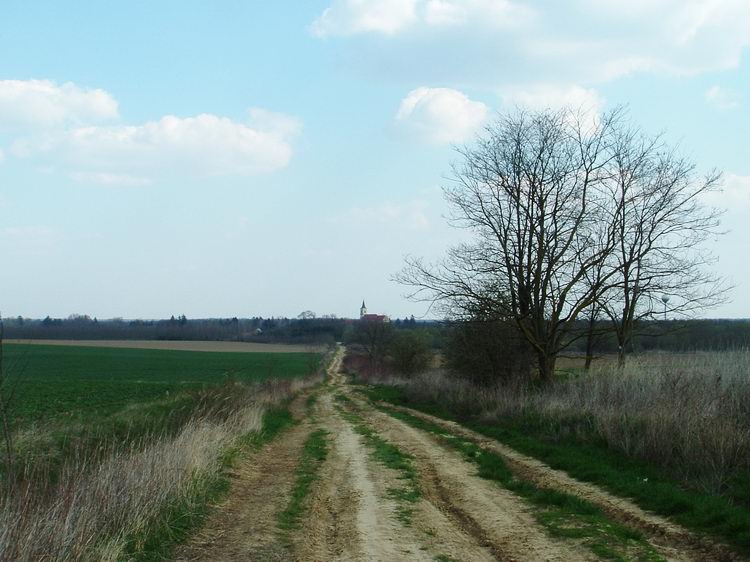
389;331;432;375
444;320;533;385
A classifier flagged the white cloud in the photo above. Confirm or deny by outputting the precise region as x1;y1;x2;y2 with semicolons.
312;0;532;36
554;0;750;78
0;148;4;163
69;172;153;187
336;200;430;230
312;0;750;83
248;107;303;138
2;225;59;254
4;225;56;239
396;87;488;144
499;84;605;129
709;173;750;209
311;0;419;37
423;0;467;25
423;0;535;28
500;83;604;112
0;80;118;129
705;85;742;110
13;111;301;183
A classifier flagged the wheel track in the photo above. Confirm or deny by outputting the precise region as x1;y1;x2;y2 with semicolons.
371;399;739;562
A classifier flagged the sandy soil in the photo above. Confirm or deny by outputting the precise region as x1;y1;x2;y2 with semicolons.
5;339;321;353
172;347;738;561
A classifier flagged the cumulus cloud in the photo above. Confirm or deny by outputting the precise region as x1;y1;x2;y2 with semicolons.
12;111;301;184
396;87;488;144
311;0;419;37
0;80;118;129
705;85;742;110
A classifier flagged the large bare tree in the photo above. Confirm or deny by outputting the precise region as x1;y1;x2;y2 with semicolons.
397;107;727;381
398;108;623;382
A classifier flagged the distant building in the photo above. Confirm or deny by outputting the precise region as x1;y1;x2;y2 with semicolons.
359;300;390;323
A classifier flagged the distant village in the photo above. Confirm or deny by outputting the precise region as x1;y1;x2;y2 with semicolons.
359;300;389;323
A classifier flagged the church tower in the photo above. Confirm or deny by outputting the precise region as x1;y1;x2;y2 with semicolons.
360;300;367;319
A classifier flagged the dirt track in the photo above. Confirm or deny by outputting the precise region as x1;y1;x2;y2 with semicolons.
174;347;735;562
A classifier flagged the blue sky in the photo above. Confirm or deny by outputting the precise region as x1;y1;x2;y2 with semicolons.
1;0;748;319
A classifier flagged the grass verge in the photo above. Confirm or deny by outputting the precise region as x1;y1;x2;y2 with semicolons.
369;394;662;561
278;428;329;532
129;405;296;561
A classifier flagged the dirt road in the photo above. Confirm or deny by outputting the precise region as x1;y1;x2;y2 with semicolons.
175;347;733;562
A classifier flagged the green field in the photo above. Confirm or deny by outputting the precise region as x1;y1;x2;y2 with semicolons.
2;343;320;425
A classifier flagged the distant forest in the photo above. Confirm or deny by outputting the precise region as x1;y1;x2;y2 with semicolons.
3;314;750;353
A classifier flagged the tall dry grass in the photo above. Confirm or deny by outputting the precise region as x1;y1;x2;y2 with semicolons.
376;349;750;493
0;373;324;561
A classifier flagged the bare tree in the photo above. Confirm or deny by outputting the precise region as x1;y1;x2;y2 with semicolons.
398;108;624;382
355;319;393;367
398;107;728;380
600;126;728;366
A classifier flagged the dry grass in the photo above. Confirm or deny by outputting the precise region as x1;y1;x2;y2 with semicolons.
0;374;324;560
372;349;750;493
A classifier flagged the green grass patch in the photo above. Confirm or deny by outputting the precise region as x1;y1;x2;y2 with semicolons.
230;405;296;456
277;428;329;532
365;384;750;557
374;403;662;560
335;401;420;525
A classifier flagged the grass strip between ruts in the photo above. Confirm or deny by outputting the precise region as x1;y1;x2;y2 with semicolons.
277;428;330;532
335;393;421;525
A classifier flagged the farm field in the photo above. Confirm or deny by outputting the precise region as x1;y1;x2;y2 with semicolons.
2;343;321;425
4;338;322;353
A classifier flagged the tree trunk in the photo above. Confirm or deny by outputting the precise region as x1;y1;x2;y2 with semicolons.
537;352;557;383
616;331;627;369
584;313;597;370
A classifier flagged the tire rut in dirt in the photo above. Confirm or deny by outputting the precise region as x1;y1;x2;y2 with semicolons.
346;396;599;562
418;460;512;561
378;402;737;562
295;390;433;561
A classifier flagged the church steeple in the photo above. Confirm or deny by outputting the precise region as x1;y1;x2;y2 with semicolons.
360;300;367;318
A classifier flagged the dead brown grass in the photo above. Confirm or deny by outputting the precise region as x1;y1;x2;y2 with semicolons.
369;349;750;493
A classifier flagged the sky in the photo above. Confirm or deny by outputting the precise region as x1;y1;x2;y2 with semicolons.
0;0;749;320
